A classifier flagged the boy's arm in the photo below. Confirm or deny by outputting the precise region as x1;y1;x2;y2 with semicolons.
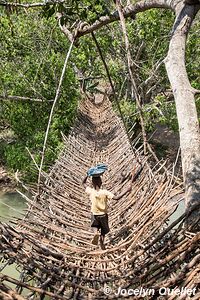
112;184;132;200
112;165;143;200
82;175;88;188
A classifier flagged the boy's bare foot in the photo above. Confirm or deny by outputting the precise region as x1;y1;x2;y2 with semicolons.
91;233;99;245
100;237;106;250
100;242;106;250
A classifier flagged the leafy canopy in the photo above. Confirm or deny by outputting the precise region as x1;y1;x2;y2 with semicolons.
0;11;78;181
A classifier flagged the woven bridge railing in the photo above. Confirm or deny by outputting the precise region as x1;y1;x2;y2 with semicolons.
0;95;199;299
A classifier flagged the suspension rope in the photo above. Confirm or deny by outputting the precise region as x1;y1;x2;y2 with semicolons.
115;0;148;155
91;32;142;166
37;39;75;192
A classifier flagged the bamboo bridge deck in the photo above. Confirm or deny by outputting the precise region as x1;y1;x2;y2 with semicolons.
0;95;200;299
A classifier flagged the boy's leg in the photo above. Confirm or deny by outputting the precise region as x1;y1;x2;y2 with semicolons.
99;214;109;250
100;234;105;250
91;227;100;245
91;214;101;245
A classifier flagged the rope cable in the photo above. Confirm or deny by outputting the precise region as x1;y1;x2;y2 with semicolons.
115;0;148;154
37;39;75;192
91;32;141;166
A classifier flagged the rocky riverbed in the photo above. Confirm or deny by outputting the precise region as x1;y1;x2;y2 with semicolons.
0;166;16;193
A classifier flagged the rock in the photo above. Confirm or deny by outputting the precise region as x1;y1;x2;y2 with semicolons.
148;124;182;178
0;166;16;193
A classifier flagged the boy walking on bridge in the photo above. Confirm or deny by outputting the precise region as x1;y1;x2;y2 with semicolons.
82;165;133;250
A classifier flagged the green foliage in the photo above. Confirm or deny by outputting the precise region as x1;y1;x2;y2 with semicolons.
120;95;178;133
127;9;174;93
102;9;178;134
41;0;112;24
0;2;200;182
0;11;78;182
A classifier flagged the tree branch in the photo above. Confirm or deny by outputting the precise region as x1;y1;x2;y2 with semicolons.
0;0;64;9
0;95;53;102
57;0;174;42
57;12;74;43
164;2;200;231
193;88;200;95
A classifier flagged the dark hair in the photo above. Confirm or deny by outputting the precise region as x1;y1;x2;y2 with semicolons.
92;176;102;188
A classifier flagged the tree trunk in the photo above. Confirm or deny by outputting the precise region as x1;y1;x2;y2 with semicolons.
165;3;200;231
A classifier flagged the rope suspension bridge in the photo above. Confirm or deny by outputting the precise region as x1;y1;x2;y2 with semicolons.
1;94;200;299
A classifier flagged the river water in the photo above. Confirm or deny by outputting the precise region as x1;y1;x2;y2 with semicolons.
0;191;27;222
0;191;27;290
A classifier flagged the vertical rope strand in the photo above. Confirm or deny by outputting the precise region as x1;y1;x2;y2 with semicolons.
37;39;74;192
115;0;148;154
91;32;141;165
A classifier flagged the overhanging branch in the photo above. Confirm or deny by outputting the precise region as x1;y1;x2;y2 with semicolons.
0;0;64;8
0;95;53;102
193;88;200;95
58;0;174;42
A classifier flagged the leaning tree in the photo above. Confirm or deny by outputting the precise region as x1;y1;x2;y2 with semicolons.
1;0;200;230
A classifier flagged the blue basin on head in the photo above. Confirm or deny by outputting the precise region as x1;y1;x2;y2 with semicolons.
87;163;108;177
